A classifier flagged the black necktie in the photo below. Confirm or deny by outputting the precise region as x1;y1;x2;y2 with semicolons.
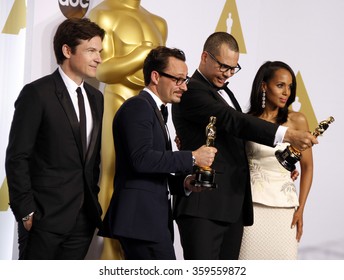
76;87;87;159
160;104;172;150
160;104;168;124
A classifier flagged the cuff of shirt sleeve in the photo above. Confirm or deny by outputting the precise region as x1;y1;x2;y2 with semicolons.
183;175;193;196
275;125;288;145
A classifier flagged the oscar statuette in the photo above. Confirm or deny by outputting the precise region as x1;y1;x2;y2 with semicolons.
275;116;335;171
193;116;217;188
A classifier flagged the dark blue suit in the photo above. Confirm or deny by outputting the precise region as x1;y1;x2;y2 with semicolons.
101;90;193;259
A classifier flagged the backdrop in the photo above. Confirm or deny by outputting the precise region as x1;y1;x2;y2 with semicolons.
1;0;343;260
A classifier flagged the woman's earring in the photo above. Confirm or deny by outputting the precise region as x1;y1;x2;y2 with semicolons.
262;91;266;108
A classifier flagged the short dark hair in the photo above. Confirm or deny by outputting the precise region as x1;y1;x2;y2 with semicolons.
247;61;297;124
143;46;186;86
203;32;239;55
53;17;105;65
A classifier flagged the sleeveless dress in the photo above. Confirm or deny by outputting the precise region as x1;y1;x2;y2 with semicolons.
239;142;299;260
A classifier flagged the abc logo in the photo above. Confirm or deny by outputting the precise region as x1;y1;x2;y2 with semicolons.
58;0;89;19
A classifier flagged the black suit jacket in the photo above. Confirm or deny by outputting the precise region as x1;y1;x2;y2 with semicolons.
5;69;103;234
172;70;279;226
101;90;193;242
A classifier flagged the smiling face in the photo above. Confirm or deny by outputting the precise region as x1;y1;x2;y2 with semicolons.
154;56;189;104
262;68;293;109
200;43;240;88
61;36;103;85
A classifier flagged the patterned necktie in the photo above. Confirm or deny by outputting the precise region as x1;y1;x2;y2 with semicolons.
160;104;168;124
76;87;87;159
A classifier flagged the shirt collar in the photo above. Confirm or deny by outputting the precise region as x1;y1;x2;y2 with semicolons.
144;87;164;109
58;66;84;93
197;69;212;86
197;69;228;91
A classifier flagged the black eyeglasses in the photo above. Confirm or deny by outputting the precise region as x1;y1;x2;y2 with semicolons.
206;51;241;74
157;71;190;86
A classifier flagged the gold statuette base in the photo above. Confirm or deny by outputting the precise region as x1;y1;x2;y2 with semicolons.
275;116;335;172
193;116;217;188
275;146;301;172
193;166;217;188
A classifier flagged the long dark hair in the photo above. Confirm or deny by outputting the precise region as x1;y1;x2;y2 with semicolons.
247;61;296;124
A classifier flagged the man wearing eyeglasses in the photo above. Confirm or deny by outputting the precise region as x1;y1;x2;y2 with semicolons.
100;46;217;260
172;32;317;260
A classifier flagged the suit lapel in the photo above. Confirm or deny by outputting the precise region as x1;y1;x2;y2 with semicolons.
193;71;242;112
222;84;242;112
193;70;224;104
53;70;84;162
140;91;171;150
154;106;172;150
84;84;101;163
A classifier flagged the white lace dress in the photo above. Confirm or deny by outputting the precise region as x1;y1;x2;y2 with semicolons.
239;142;299;260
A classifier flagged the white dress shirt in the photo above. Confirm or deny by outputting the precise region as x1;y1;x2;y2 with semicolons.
58;67;93;148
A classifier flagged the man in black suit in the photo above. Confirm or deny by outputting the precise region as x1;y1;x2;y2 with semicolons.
172;32;317;260
101;46;217;260
5;18;105;259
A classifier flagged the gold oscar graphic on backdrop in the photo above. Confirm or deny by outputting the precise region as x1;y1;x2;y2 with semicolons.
1;0;26;212
0;179;10;211
89;0;167;260
215;0;247;54
292;72;318;131
1;0;26;34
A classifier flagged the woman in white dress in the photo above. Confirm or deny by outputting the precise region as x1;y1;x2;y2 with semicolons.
239;61;313;260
